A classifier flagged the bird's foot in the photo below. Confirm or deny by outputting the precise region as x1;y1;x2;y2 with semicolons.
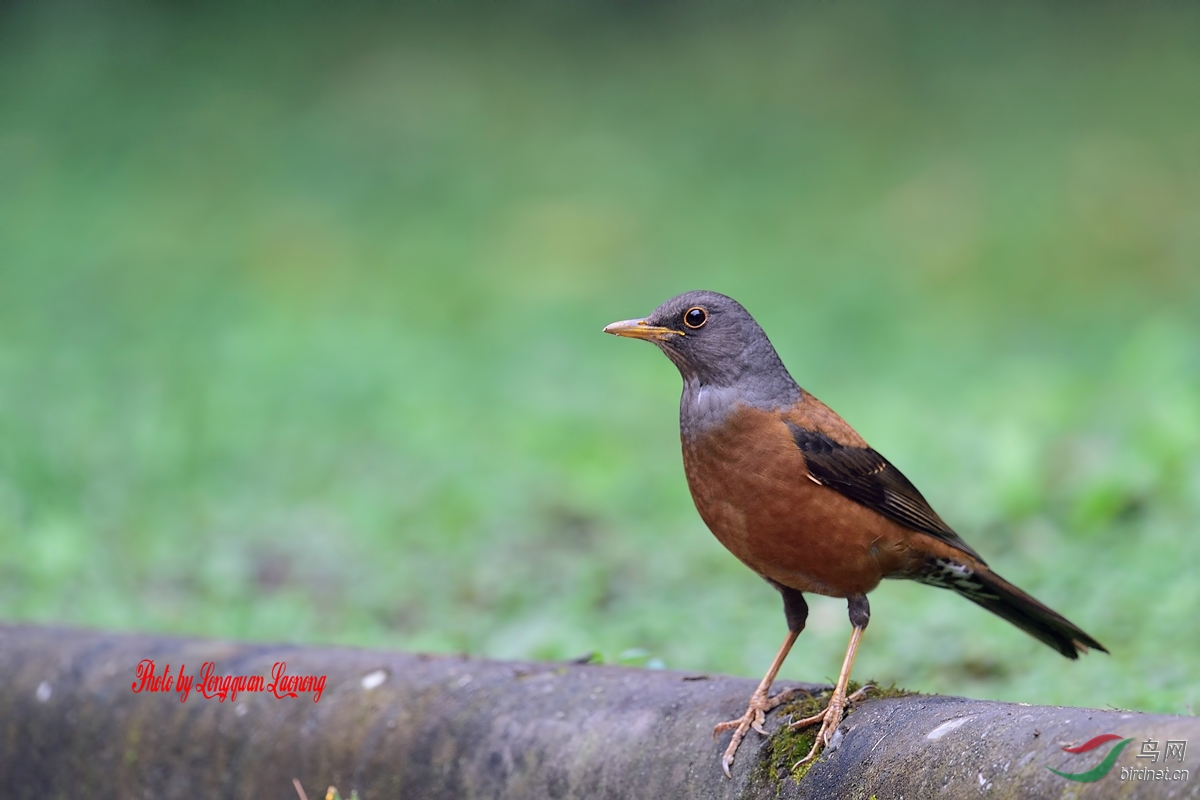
788;684;872;768
714;686;807;778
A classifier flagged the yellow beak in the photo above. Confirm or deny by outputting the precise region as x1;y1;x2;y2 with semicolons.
602;318;684;342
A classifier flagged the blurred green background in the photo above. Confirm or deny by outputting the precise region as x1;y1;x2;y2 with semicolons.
2;2;1197;716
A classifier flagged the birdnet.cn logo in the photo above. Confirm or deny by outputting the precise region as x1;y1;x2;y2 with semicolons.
1047;734;1189;783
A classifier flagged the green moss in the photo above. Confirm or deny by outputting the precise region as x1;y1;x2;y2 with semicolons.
747;689;826;790
853;681;919;702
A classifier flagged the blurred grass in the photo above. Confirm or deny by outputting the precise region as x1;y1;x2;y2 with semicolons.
1;2;1198;716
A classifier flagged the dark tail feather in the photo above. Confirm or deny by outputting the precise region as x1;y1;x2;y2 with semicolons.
960;569;1108;659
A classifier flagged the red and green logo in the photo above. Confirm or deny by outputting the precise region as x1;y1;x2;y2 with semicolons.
1047;734;1134;782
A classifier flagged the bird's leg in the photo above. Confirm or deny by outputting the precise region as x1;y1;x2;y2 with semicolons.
789;594;871;767
714;585;809;778
713;629;803;777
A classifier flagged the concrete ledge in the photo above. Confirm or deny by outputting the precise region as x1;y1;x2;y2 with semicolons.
0;624;1195;798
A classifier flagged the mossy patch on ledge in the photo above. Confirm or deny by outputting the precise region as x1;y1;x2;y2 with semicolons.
753;680;918;790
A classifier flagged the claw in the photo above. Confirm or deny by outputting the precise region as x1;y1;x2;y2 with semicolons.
846;685;873;704
713;686;805;776
789;700;840;769
788;685;875;768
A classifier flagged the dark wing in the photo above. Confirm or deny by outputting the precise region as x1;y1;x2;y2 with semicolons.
785;422;986;564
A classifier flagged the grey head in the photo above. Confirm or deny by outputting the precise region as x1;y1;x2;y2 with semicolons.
603;291;802;430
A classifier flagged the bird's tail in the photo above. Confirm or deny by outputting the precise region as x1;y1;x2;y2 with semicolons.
916;558;1107;659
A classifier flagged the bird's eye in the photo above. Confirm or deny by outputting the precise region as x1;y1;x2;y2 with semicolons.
683;306;708;329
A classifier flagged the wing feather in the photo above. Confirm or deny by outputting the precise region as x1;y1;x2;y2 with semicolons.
785;422;985;564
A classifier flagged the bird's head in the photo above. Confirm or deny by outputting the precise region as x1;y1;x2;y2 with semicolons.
603;290;796;396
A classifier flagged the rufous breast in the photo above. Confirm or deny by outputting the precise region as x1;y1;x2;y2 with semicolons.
681;403;912;597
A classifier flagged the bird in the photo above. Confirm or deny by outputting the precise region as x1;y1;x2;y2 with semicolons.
603;290;1107;777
